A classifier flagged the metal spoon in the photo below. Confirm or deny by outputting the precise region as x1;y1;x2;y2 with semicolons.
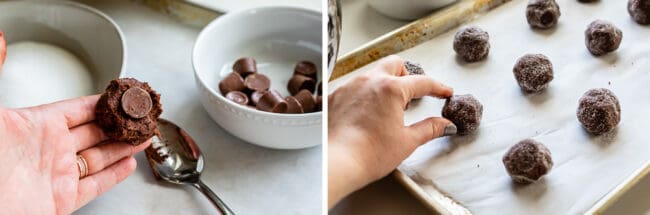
145;118;235;215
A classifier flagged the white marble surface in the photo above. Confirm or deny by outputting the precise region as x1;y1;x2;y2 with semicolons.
331;0;650;214
71;1;321;214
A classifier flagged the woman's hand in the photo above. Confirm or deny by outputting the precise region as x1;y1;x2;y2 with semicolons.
328;55;455;207
0;95;151;214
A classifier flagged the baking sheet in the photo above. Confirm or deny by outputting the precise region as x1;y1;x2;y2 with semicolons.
329;0;650;214
330;0;510;81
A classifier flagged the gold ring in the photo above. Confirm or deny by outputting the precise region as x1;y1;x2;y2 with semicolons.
77;155;88;179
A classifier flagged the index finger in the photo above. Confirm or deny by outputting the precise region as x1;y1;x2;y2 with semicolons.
370;55;408;77
26;94;101;128
399;75;453;101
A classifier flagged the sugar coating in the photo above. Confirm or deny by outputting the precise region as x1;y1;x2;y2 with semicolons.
0;42;93;108
585;20;623;56
453;26;490;62
526;0;561;29
442;94;483;135
577;88;621;135
513;54;554;93
503;139;553;184
628;0;650;25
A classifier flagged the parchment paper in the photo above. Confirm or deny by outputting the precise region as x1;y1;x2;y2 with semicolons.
330;0;650;214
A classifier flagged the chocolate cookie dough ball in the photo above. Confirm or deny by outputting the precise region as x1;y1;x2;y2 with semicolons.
577;88;621;135
503;139;553;184
526;0;561;29
442;94;483;135
405;61;425;76
513;54;554;93
95;78;163;145
453;26;490;62
628;0;650;25
585;20;623;56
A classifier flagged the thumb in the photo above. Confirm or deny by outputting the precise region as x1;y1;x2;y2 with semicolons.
407;117;457;145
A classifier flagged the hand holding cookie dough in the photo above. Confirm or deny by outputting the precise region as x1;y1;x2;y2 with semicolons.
328;55;456;208
0;95;152;214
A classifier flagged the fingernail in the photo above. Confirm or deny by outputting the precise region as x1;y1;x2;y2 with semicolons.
444;124;457;136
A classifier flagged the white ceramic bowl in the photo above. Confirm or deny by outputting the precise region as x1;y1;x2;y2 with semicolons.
193;7;322;150
0;1;125;90
368;0;458;20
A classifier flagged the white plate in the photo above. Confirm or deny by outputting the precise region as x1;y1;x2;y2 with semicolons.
187;0;322;13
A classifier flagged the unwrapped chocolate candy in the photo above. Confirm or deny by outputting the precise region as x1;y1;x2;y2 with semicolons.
219;72;246;95
295;90;316;113
288;75;316;95
285;96;304;114
226;91;249;106
244;73;271;92
233;57;257;77
257;90;288;113
294;61;318;80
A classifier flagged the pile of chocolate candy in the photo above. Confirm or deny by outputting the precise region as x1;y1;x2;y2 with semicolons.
219;57;322;114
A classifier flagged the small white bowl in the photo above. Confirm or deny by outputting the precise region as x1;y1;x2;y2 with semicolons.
368;0;458;20
0;1;125;89
193;7;322;150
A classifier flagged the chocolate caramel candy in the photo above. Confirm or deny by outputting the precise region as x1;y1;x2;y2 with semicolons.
294;61;318;80
225;91;249;106
285;96;304;114
250;91;265;106
288;75;316;95
244;73;270;92
219;72;245;95
294;89;316;113
233;57;257;77
121;87;153;119
256;90;288;113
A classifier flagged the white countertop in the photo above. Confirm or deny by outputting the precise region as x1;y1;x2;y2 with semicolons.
73;0;321;214
331;0;650;214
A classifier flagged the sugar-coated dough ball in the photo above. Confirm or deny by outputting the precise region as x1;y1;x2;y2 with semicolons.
503;139;553;184
441;94;483;135
526;0;561;29
628;0;650;25
585;20;623;56
513;54;554;93
577;88;621;135
453;26;490;63
405;61;425;76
